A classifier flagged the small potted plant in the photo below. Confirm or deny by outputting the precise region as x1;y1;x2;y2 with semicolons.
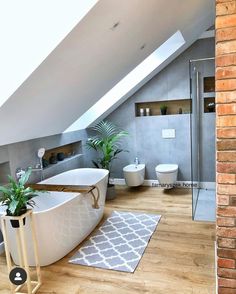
0;169;39;228
160;104;168;115
207;102;215;113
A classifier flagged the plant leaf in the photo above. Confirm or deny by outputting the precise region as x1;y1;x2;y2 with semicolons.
0;186;12;196
92;160;100;168
0;168;39;216
19;168;32;186
8;199;19;214
87;120;129;171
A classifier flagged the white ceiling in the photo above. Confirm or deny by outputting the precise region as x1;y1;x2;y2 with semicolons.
0;0;215;146
0;0;98;108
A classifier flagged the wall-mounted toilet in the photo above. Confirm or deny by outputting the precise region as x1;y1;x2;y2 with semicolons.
155;164;178;189
123;164;145;187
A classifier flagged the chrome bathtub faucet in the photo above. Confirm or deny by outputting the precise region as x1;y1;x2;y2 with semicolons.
15;168;26;180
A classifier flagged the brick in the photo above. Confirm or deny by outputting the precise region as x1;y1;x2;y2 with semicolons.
217;116;236;127
217;0;236;3
218;184;236;194
218;257;236;268
216;54;236;67
217;40;236;56
216;91;236;103
217;163;236;173
218;237;236;248
218;206;236;217
218;227;236;238
216;67;236;80
218;194;230;205
217;151;236;161
216;28;236;43
216;14;236;28
216;40;236;56
219;277;236;288
217;0;235;2
217;173;236;183
216;1;236;289
217;103;236;115
218;267;236;279
216;79;236;91
216;1;236;16
230;196;236;206
217;128;236;139
218;288;236;294
218;248;236;259
216;115;236;127
217;217;236;226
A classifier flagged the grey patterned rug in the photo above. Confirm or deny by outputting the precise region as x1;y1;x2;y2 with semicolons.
69;210;161;272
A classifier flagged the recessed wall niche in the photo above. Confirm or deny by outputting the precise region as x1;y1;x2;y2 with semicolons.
204;97;215;113
135;99;191;117
0;161;11;185
43;141;82;169
204;76;215;93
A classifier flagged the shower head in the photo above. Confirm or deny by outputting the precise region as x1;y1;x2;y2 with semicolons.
37;148;45;159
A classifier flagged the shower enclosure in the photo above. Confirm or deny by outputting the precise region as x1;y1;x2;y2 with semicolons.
190;57;216;221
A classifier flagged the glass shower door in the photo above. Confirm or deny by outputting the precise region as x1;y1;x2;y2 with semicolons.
190;58;216;221
190;65;200;219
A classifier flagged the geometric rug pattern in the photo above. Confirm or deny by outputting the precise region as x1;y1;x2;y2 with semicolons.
69;210;161;272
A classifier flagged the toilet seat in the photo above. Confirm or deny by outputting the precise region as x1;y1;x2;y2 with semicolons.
155;164;178;173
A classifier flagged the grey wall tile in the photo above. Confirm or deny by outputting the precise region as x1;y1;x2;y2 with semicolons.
98;38;216;182
0;129;88;182
0;146;9;164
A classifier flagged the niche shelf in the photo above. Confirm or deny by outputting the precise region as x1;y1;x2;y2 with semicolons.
0;161;10;185
135;99;191;117
43;142;82;169
43;154;82;171
204;76;215;93
204;97;215;113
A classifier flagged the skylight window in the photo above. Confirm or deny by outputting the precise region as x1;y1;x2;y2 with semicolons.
64;30;185;132
0;0;98;108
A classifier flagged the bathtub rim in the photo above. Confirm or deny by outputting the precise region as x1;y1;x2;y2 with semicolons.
35;168;108;214
39;168;109;185
0;168;109;216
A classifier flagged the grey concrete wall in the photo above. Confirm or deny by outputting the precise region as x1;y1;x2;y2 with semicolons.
98;38;216;182
0;130;88;243
0;130;88;183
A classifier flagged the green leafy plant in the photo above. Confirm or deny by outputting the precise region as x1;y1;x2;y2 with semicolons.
0;168;38;216
160;104;168;111
160;104;168;115
86;120;128;173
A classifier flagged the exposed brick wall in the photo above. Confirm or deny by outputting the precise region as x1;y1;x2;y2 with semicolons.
216;0;236;292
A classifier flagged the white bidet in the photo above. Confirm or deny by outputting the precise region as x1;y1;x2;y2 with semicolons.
123;164;145;187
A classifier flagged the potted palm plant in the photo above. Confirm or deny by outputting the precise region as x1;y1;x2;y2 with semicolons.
160;104;168;115
86;120;128;200
0;169;39;228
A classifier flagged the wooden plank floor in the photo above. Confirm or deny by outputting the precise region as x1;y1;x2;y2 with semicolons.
0;187;216;294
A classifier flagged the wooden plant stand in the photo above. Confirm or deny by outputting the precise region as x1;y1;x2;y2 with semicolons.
1;210;42;294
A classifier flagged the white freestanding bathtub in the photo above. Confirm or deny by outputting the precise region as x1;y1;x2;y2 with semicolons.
0;168;109;266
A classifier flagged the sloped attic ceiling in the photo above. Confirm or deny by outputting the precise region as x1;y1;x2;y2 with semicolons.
0;0;215;146
0;0;98;109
